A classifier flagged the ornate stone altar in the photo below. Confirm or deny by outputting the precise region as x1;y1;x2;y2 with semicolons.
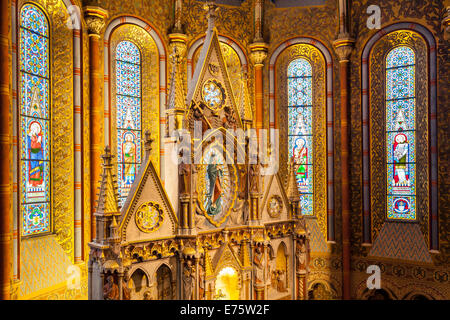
88;4;310;300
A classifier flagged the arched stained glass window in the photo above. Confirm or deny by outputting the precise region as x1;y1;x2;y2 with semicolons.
287;58;314;216
19;4;51;236
115;41;142;206
386;46;416;220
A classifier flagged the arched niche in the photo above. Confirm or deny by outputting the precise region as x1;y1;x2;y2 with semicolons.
156;264;173;300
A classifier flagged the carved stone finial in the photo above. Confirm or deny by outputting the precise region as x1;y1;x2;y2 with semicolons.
101;145;114;167
286;157;300;204
144;130;154;155
83;6;108;37
204;1;219;31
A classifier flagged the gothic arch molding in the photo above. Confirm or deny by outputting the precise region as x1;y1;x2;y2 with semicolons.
360;22;438;249
268;37;335;241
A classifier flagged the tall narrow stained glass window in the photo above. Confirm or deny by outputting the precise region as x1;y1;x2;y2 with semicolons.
287;58;314;216
386;46;416;220
19;4;51;236
116;41;142;206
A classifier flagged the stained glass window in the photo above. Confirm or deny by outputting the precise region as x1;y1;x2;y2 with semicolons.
287;58;314;216
116;41;142;207
19;4;51;236
386;46;416;220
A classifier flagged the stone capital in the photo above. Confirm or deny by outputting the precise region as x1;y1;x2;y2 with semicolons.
83;6;108;37
249;42;269;67
333;35;355;62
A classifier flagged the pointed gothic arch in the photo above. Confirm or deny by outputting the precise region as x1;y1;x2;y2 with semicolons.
269;37;335;241
361;23;438;249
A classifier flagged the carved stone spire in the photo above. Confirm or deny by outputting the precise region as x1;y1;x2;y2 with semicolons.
166;47;187;135
239;240;251;267
144;130;155;158
204;248;214;277
96;146;119;215
286;158;300;206
204;1;219;33
94;146;120;245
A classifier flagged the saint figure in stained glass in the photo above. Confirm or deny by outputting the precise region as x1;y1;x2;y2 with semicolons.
123;132;137;186
28;121;44;187
392;133;410;187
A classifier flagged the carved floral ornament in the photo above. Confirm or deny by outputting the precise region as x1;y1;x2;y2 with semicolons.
267;195;282;218
135;201;164;233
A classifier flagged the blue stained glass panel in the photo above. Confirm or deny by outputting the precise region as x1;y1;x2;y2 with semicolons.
20;4;48;36
287;59;312;77
386;46;414;68
288;107;312;136
387;161;416;195
20;74;49;118
116;61;141;97
20;29;49;78
22;203;50;236
288;136;313;165
288;77;312;106
20;116;49;161
117;129;142;164
20;4;50;236
386;66;414;100
299;194;314;216
116;41;141;64
386;99;415;131
116;96;141;129
20;160;50;204
387;195;416;220
386;131;416;164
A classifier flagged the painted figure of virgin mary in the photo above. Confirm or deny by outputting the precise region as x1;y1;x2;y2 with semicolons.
28;121;44;187
205;152;223;216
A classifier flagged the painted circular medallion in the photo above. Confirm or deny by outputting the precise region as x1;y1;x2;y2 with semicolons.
267;195;282;218
135;201;164;233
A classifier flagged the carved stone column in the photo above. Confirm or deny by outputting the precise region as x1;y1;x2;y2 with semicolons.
118;272;123;300
252;239;266;300
333;35;354;300
249;42;268;138
294;235;308;300
0;0;11;300
84;6;108;240
180;194;190;231
194;255;199;300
